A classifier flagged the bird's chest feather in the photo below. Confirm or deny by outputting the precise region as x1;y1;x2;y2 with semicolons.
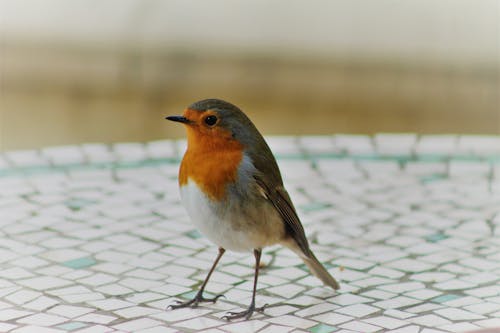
179;148;243;201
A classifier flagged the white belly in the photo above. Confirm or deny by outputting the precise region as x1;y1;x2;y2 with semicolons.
179;181;283;252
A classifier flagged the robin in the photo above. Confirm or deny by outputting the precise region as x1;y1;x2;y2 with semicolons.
166;99;339;320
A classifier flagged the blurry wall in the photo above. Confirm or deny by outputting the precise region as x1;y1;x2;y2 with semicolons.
0;0;499;150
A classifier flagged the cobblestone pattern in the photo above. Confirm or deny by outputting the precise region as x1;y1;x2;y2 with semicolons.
1;135;499;333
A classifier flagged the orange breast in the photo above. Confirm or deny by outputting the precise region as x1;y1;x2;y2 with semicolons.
179;125;244;201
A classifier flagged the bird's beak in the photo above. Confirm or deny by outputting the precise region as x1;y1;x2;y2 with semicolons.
165;116;191;124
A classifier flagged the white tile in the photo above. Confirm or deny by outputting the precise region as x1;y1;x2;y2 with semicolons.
58;292;104;303
125;292;166;304
311;312;353;325
330;294;372;306
113;306;162;319
5;290;42;305
434;279;476;291
267;284;307;298
76;313;117;324
125;269;166;281
460;257;500;271
11;326;65;333
146;140;177;159
406;303;443;315
316;160;363;180
385;326;420;333
150;283;191;296
404;289;441;300
16;313;68;326
48;286;92;296
219;319;267;333
378;282;425;294
361;290;397;300
438;322;481;332
269;267;309;280
17;276;72;291
465;286;500;298
0;323;17;332
10;256;49;269
266;315;317;329
359;160;401;176
409;314;451;326
374;133;417;155
48;305;94;318
259;324;294;333
265;136;301;155
294;303;338;317
415;135;457;155
94;284;133;296
420;329;448;333
333;258;374;270
150;308;211;322
442;296;483;307
456;135;500;155
475;318;500;328
409;272;455;283
363;316;407;329
78;273;118;286
373;296;421;309
4;150;49;167
23;296;60;311
434;308;485;321
71;324;111;333
262;305;299;317
118;278;164;292
42;146;85;165
449;161;491;177
464;302;500;315
335;303;379;317
368;267;405;279
0;155;10;169
81;144;115;163
86;299;135;311
112;318;162;331
384;309;415;319
340;321;383;333
136;326;178;333
334;135;374;154
298;136;337;154
404;162;446;176
461;272;499;284
113;143;148;162
0;309;33;321
174;317;223;330
385;259;434;273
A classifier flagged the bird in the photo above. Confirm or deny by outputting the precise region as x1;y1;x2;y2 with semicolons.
166;98;339;320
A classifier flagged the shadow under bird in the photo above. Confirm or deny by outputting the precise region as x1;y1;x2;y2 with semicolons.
166;99;339;320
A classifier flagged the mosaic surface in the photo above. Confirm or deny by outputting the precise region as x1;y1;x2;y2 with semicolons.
1;134;499;333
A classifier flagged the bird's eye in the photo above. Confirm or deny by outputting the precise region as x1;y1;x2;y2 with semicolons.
204;115;218;126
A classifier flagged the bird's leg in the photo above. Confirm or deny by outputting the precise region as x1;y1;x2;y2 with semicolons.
169;247;226;309
222;248;267;320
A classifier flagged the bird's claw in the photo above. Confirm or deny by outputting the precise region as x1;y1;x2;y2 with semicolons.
167;293;225;310
222;303;268;321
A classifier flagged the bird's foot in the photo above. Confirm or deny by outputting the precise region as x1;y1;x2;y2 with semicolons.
222;303;268;321
168;292;225;310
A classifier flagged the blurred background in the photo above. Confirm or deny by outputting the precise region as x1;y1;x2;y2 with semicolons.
0;0;499;150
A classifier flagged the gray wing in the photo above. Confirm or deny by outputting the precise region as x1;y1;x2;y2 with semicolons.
243;127;312;256
254;175;312;257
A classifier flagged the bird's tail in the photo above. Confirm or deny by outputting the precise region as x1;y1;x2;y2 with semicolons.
283;241;340;290
302;251;340;290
